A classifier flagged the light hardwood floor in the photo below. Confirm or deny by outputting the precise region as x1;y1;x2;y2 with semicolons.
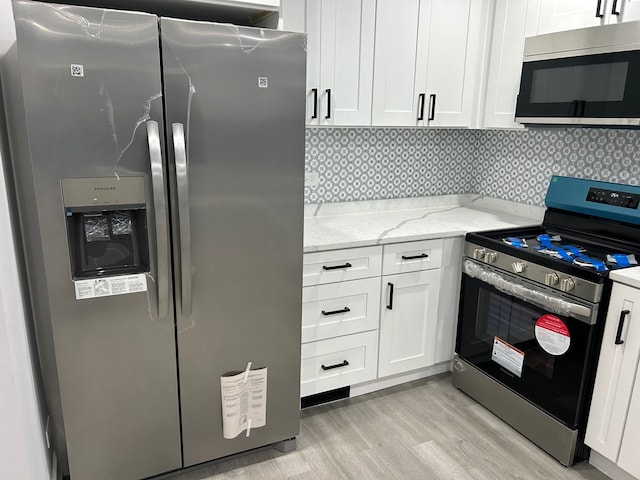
164;374;611;480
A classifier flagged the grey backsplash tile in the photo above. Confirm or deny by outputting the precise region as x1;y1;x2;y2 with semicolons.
305;127;640;206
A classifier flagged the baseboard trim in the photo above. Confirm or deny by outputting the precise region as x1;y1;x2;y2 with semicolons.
349;362;451;398
589;451;638;480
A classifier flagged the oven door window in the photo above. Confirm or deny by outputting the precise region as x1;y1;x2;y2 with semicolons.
457;274;595;428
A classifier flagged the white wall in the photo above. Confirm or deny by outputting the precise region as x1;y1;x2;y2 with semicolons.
0;0;50;477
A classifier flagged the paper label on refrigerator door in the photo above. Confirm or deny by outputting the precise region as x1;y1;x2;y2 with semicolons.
535;314;571;356
220;367;267;439
73;274;147;300
491;337;524;377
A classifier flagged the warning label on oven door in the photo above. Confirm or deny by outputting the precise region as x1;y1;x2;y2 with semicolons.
535;314;571;355
491;337;524;377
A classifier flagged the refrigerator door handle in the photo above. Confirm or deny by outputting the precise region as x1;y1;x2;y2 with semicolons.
172;123;193;316
146;120;169;318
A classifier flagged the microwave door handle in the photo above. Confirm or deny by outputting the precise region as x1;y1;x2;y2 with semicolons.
146;120;169;319
172;123;192;316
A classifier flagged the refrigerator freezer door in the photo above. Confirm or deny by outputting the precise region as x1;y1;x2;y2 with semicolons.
160;19;306;466
8;2;181;479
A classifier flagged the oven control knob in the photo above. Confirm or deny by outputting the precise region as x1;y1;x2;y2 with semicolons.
473;248;486;260
560;277;576;292
485;251;497;263
512;262;526;273
545;273;559;286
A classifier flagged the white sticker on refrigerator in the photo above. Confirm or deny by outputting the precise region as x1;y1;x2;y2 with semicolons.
491;337;524;377
220;367;267;439
535;314;571;355
74;274;147;300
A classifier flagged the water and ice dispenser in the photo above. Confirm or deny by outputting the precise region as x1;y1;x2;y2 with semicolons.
62;177;150;279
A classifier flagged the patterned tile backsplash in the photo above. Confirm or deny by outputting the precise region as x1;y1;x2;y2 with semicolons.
305;127;640;206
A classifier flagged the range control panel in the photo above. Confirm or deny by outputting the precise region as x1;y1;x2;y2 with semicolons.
587;187;640;209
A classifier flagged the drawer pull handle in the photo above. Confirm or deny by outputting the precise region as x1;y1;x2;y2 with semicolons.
615;309;630;345
321;307;351;316
322;262;352;271
401;253;429;260
321;360;349;371
387;282;394;310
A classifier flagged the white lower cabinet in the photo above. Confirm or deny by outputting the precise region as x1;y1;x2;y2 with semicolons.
586;281;640;478
300;330;379;397
618;371;640;477
378;269;441;377
300;238;461;398
302;277;381;343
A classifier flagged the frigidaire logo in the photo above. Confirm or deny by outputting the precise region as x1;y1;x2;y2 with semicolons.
94;186;116;191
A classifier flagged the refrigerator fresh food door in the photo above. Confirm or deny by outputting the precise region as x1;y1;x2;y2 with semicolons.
160;19;306;466
8;2;181;479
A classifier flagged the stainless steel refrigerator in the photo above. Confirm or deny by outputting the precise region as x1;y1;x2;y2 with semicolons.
1;2;305;479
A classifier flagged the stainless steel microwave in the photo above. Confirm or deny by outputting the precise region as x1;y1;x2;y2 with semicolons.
515;21;640;127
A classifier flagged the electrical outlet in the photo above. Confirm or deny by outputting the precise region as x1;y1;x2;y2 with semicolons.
305;171;319;188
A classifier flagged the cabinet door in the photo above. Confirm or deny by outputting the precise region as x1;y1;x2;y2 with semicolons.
422;0;487;127
612;0;640;23
378;270;441;377
318;0;375;125
295;0;375;126
372;0;429;126
482;0;530;129
302;277;381;343
618;366;640;477
585;283;640;461
301;330;379;397
529;0;605;35
372;0;487;127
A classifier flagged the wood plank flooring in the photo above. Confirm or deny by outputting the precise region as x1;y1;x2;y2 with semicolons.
163;374;611;480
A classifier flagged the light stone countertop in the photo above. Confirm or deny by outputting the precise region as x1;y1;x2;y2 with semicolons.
610;266;640;290
303;194;546;253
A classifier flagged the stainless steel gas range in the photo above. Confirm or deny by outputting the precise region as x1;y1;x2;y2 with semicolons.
453;176;640;466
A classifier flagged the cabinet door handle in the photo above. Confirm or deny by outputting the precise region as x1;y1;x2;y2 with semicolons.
321;360;349;371
325;88;332;119
321;307;351;316
428;94;436;121
322;262;352;271
596;0;605;17
612;0;621;15
387;282;394;310
402;253;429;260
615;309;630;345
417;93;426;120
311;88;318;119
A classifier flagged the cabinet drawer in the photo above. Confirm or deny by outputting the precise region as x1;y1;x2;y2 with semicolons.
303;246;382;286
382;239;443;274
300;330;379;397
302;277;381;343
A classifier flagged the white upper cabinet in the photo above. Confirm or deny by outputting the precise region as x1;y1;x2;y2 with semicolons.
528;0;640;35
372;0;489;127
481;0;532;129
282;0;375;126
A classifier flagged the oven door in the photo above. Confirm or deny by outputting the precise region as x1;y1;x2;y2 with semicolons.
456;259;600;428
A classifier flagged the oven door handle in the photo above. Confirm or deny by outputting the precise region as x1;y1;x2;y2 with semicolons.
463;259;594;323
